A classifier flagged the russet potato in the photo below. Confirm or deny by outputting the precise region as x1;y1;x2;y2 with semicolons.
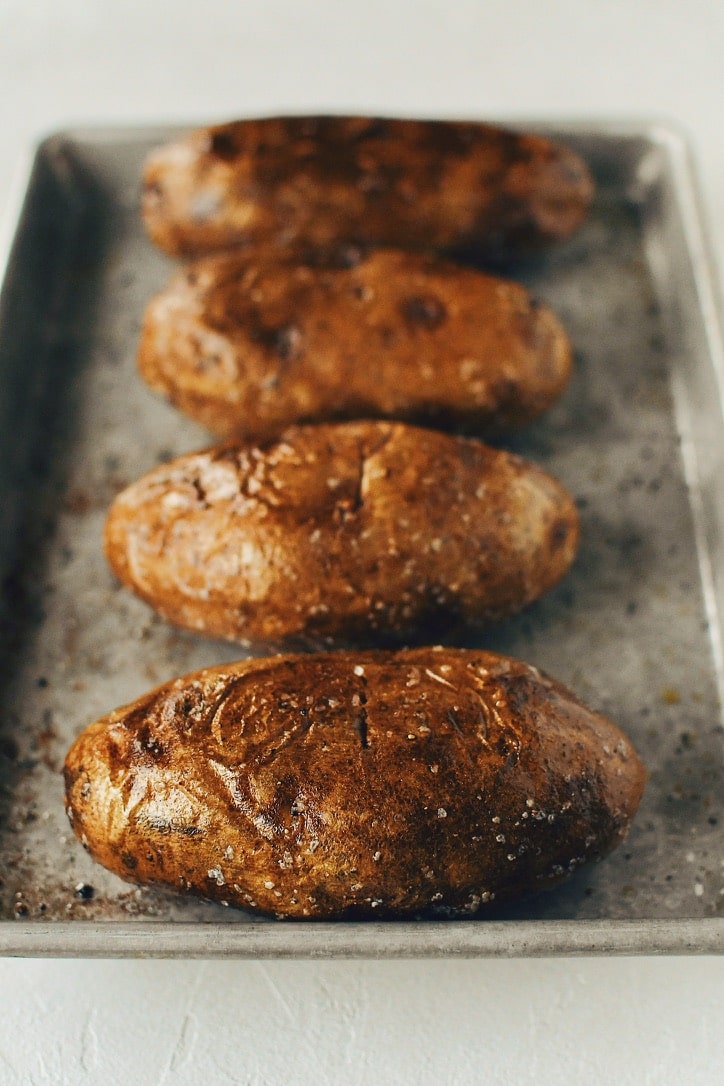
104;421;579;649
138;248;572;441
142;115;594;259
64;648;645;920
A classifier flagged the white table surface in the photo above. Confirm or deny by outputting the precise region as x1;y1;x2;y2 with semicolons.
1;2;723;1082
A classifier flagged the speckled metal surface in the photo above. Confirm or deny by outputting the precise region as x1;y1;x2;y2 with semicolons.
0;123;722;955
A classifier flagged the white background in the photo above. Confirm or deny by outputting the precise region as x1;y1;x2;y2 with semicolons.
1;1;723;1082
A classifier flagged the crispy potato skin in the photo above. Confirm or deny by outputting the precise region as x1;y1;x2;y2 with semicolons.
142;116;594;258
103;421;579;648
138;248;572;441
64;648;645;919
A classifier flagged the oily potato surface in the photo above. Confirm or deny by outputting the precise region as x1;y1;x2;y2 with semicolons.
138;248;572;441
142;115;594;259
64;647;645;919
104;421;579;649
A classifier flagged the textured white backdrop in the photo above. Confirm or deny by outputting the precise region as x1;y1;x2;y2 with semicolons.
1;1;723;1082
1;957;724;1085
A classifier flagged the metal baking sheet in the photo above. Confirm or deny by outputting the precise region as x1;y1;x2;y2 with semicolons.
1;121;723;958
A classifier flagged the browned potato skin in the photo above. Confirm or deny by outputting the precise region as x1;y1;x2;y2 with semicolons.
138;248;572;442
142;116;594;259
104;421;579;649
64;648;645;919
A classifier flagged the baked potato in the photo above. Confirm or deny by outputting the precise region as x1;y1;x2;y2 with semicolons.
104;421;579;649
138;247;572;441
142;115;594;259
64;647;645;919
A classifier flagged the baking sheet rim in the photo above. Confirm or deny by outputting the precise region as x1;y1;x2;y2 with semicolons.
1;917;723;959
